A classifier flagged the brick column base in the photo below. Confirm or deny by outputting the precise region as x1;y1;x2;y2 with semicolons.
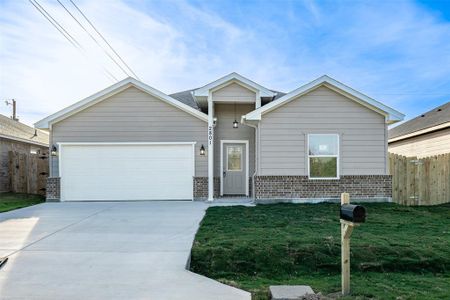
193;177;219;199
193;177;253;199
46;177;60;201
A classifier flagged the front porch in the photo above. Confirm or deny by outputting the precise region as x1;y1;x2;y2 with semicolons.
192;74;276;201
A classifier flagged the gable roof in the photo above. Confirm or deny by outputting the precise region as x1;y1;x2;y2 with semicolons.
193;72;276;98
169;88;286;110
389;101;450;141
244;75;404;124
1;114;49;146
35;77;208;129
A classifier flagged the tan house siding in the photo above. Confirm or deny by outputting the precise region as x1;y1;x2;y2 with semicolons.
259;86;387;176
51;86;207;177
213;104;255;176
388;128;450;158
212;82;256;103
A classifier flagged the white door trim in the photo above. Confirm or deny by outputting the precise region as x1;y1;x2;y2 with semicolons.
220;139;249;196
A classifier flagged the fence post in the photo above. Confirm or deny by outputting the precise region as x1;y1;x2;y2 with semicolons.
341;192;350;295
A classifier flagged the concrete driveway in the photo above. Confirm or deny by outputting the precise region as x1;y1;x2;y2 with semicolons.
0;202;250;300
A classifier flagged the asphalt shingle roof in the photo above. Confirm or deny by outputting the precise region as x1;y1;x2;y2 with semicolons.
271;90;286;99
388;101;450;140
169;89;200;110
0;114;49;146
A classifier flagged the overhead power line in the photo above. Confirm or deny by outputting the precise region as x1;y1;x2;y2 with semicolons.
30;0;81;49
56;0;132;78
69;0;140;80
29;0;118;82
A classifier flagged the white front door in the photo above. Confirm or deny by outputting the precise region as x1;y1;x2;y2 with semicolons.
60;143;194;201
222;142;247;195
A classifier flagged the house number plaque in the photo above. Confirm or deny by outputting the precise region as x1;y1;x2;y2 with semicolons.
208;126;213;145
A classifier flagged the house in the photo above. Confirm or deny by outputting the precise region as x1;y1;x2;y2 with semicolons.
35;73;404;202
0;114;49;192
388;102;450;158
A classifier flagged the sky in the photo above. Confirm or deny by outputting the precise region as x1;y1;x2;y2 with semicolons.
0;0;449;127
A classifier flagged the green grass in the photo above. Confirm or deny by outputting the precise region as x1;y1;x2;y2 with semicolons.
0;192;45;213
190;203;450;299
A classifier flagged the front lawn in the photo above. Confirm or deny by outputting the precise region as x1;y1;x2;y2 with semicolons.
190;203;450;299
0;192;45;213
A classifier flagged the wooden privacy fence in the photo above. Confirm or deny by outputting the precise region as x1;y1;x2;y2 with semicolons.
8;151;49;195
389;153;450;205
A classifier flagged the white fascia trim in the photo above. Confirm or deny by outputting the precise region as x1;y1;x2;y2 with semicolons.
245;75;405;123
388;121;450;143
35;77;208;129
193;72;275;98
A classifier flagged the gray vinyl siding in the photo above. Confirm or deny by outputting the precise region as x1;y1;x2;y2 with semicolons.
213;104;255;177
212;83;256;102
259;86;387;176
51;87;207;177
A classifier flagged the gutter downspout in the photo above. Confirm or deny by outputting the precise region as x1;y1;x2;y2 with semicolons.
242;116;259;201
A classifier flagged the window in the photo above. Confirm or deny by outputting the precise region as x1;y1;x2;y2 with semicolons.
308;134;339;179
227;146;242;171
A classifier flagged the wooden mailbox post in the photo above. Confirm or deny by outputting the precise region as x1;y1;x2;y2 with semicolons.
340;193;366;296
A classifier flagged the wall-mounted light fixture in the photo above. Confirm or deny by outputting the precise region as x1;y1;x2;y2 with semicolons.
213;117;217;127
232;102;238;129
199;144;205;156
51;145;58;156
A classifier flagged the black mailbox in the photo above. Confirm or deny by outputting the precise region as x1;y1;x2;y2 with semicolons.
340;204;366;223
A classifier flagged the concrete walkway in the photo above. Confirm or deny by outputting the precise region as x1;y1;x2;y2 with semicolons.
0;202;250;300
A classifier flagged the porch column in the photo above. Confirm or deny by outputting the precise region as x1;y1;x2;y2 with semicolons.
207;92;214;201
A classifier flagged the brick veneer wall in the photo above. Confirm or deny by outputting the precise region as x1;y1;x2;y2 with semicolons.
193;177;220;199
193;177;252;199
46;177;60;201
254;175;392;200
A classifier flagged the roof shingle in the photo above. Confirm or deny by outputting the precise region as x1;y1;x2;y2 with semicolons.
0;114;49;146
169;89;200;110
388;101;450;140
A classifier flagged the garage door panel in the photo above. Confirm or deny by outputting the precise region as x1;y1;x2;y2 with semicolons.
60;144;194;201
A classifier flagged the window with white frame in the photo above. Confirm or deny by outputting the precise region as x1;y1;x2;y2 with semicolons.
308;134;339;179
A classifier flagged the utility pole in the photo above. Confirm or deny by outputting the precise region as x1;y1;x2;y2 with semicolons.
5;99;19;121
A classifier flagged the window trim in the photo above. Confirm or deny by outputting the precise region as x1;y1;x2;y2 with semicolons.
226;145;243;172
307;133;340;180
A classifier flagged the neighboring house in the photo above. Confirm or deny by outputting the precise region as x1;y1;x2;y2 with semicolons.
389;101;450;158
0;114;49;192
35;73;404;202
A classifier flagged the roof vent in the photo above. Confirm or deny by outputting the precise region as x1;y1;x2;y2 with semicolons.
437;108;442;112
421;114;425;117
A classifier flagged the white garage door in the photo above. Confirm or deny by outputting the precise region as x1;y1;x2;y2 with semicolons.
60;143;195;201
